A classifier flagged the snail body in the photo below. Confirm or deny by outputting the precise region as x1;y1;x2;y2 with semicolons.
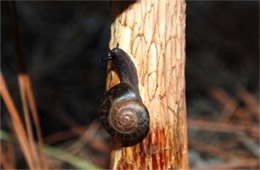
99;46;149;146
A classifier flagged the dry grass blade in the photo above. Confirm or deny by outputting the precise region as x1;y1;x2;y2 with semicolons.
18;74;40;169
22;74;49;168
8;2;48;168
0;73;34;168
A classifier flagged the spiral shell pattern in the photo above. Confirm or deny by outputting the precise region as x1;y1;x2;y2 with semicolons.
99;83;149;146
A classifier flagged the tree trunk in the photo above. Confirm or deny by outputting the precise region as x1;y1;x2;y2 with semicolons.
106;0;188;169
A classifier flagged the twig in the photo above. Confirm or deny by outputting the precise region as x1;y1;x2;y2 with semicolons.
189;139;234;160
238;89;260;121
187;61;253;122
188;119;259;137
214;138;240;149
237;135;260;158
44;126;110;153
44;126;88;144
67;120;101;154
209;158;259;169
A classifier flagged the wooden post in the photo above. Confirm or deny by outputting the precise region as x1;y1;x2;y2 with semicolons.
106;0;188;168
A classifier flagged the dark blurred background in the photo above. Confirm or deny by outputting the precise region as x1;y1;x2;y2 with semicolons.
1;1;259;169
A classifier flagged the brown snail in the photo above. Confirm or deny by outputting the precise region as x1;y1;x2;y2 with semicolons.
99;45;149;146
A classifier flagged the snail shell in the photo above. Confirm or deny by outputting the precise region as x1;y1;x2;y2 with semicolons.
99;46;149;146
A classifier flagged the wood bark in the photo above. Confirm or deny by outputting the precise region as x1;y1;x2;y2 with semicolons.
106;0;188;169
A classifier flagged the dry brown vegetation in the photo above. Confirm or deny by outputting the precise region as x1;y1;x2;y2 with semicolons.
1;1;259;169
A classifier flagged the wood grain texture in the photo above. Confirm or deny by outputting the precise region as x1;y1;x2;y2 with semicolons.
107;0;188;169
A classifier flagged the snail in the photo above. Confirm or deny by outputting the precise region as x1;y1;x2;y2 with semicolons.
99;45;149;146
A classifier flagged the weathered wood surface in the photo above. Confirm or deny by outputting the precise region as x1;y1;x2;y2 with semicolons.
106;0;188;169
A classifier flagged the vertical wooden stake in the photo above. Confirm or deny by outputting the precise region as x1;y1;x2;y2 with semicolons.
107;0;188;168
